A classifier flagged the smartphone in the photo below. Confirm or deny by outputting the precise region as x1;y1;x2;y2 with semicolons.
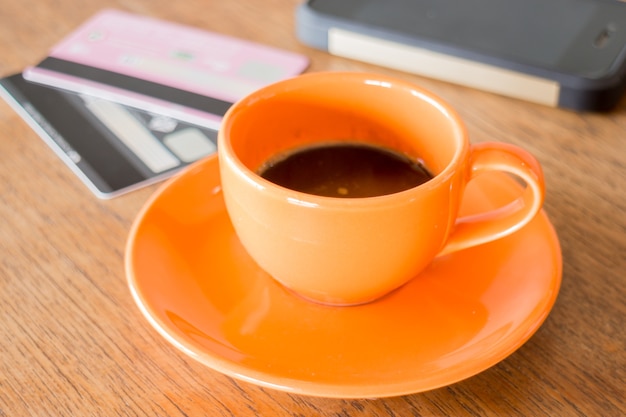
296;0;626;111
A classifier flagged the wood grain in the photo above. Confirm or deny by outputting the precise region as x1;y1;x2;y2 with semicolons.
1;1;624;415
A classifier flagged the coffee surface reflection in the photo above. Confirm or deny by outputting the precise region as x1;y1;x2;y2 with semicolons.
258;143;433;198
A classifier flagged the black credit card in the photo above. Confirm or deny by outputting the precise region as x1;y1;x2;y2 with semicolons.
0;73;218;198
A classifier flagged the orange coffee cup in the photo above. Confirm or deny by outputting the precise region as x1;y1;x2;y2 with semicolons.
218;72;544;306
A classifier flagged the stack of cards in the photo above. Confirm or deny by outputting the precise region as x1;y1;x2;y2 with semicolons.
1;9;308;198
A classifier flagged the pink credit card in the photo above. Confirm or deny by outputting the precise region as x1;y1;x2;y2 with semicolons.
24;9;309;128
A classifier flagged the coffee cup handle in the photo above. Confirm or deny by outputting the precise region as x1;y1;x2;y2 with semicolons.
439;142;545;256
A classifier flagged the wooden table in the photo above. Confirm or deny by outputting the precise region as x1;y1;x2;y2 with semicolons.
1;1;624;415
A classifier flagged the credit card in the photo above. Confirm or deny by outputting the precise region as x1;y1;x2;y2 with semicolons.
1;73;218;198
23;9;309;128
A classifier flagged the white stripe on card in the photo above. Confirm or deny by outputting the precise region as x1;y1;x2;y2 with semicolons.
83;97;180;173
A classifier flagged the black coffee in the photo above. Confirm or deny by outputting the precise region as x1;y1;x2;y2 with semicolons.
258;143;433;198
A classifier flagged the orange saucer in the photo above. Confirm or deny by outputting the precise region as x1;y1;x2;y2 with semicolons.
125;155;561;398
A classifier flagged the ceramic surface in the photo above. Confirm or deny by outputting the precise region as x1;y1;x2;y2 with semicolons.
126;155;562;398
218;72;545;305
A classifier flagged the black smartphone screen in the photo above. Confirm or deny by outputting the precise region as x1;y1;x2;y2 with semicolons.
309;0;626;78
